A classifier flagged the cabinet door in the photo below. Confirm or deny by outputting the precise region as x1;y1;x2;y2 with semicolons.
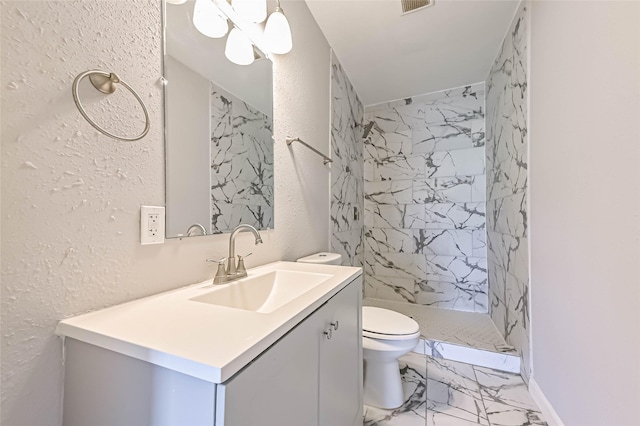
216;309;325;426
319;277;363;426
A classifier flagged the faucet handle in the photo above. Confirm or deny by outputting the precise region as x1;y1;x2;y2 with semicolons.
236;253;252;275
208;257;229;284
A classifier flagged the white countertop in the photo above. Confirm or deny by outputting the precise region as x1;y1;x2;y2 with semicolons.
56;261;362;383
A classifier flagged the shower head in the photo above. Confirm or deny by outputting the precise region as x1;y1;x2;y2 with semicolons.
362;121;375;139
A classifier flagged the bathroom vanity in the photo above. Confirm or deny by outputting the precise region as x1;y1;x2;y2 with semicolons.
57;262;363;426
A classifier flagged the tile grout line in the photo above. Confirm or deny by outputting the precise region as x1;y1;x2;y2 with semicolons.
472;364;493;426
424;354;429;426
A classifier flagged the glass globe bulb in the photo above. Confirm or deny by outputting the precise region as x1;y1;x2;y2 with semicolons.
232;0;267;24
166;0;188;5
225;27;255;66
193;0;228;39
264;9;292;54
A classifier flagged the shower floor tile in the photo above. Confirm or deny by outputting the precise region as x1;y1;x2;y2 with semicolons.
363;354;546;426
363;299;520;373
363;299;506;352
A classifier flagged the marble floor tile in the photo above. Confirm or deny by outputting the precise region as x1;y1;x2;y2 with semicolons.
362;356;546;426
425;410;489;426
474;366;547;426
363;353;427;426
426;358;489;423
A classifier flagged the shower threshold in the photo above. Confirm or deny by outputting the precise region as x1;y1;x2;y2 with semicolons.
363;298;521;374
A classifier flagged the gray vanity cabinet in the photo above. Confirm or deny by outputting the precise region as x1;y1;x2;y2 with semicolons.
216;277;363;426
62;276;362;426
319;277;362;426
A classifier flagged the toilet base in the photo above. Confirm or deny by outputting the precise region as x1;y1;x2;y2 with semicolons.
363;358;405;409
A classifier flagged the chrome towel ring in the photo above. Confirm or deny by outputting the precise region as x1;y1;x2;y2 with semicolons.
72;70;150;142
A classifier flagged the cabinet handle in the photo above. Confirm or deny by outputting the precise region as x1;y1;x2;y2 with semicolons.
331;321;339;331
323;328;332;340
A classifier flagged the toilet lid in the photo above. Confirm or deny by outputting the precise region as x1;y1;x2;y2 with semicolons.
362;306;419;337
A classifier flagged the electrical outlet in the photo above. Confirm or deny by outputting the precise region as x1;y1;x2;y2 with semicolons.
140;206;165;245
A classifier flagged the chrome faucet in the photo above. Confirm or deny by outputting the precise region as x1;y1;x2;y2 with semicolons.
209;224;263;284
228;224;263;275
186;223;207;237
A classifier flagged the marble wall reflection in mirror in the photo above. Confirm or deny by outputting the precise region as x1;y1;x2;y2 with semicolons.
164;0;274;238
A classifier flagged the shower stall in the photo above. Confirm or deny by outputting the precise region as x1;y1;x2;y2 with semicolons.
329;1;530;383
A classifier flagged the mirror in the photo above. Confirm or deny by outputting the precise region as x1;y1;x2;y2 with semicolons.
163;0;274;238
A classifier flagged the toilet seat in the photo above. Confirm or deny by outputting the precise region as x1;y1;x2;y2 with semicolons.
363;329;420;341
363;307;420;341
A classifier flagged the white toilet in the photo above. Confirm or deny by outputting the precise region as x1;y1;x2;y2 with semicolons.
296;252;421;410
361;306;420;409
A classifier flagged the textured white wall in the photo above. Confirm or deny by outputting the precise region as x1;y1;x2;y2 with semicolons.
529;1;640;425
0;1;331;424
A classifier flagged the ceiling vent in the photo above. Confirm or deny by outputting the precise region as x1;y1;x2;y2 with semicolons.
401;0;434;14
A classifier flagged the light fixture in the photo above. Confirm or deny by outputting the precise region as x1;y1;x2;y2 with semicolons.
264;0;292;54
225;27;255;66
193;0;228;39
232;0;267;24
176;0;293;64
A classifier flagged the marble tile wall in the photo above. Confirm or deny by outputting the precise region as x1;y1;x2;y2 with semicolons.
363;84;488;313
210;82;274;233
331;53;364;267
485;2;530;382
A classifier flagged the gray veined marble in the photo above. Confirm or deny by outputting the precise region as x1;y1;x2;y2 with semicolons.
413;176;474;204
363;83;488;313
424;202;486;230
416;281;481;312
364;273;417;303
368;87;484;135
365;180;413;205
486;192;527;239
414;229;474;257
485;2;530;382
474;366;547;426
365;228;415;254
365;148;485;182
210;82;273;233
364;127;413;162
366;84;484;114
363;353;546;426
365;203;426;229
330;52;364;267
374;155;426;181
423;148;485;179
426;358;489;424
487;231;528;285
472;230;487;258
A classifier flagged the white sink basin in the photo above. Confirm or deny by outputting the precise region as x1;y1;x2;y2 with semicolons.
190;270;333;313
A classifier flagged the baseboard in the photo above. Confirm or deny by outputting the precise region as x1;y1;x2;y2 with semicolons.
529;377;564;426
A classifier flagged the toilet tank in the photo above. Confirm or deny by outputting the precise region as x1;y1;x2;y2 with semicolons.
296;252;342;265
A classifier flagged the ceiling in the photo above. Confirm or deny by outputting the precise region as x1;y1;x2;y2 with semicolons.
305;0;520;106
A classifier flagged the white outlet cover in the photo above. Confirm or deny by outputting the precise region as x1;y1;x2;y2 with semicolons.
140;206;165;245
